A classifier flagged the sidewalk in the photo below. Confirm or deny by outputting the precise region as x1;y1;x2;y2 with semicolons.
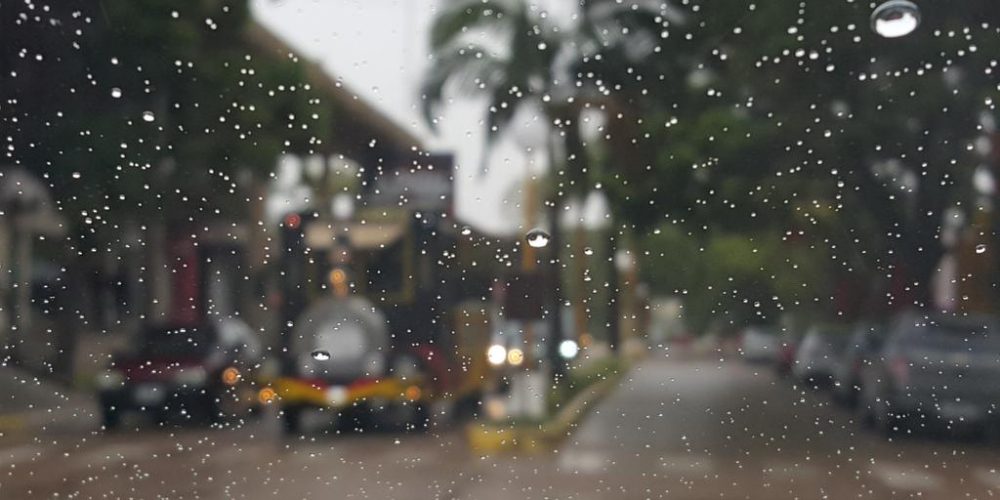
0;364;98;438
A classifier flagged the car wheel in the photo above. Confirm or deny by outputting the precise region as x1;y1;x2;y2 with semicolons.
453;393;482;422
844;382;860;409
868;389;906;437
856;384;876;428
282;405;303;435
406;404;430;433
101;405;121;431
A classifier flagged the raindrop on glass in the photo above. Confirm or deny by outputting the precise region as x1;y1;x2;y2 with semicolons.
976;244;987;254
871;0;920;38
311;350;331;361
460;226;472;236
142;111;156;122
71;172;81;179
525;228;550;248
110;87;123;99
583;247;594;256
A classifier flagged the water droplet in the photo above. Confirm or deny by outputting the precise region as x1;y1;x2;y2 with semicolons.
110;87;122;99
71;172;81;179
110;57;119;65
460;226;472;236
871;0;920;38
142;111;155;122
311;350;331;361
583;247;594;256
976;244;987;254
525;228;550;248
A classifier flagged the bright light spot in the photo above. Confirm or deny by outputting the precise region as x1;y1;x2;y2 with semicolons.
258;387;277;405
405;385;422;401
507;348;525;366
487;344;507;366
221;367;241;386
559;340;580;359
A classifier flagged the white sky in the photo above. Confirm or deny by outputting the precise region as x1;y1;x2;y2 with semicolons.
250;0;536;235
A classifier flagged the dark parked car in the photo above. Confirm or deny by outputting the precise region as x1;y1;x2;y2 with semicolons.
792;325;850;385
97;319;262;429
858;314;1000;435
831;323;886;407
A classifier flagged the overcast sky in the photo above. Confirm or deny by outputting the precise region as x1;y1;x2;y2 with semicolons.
250;0;536;235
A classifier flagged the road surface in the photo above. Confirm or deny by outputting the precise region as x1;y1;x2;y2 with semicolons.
3;353;999;499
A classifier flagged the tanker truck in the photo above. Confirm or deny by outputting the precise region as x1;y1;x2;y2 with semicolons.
264;208;495;435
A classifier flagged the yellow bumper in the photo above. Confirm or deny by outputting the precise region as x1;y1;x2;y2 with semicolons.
270;376;425;409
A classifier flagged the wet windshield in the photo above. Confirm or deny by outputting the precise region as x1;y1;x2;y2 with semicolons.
5;1;1000;498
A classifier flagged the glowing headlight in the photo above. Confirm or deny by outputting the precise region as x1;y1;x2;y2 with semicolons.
506;348;524;366
174;367;207;386
559;340;580;360
326;385;349;407
487;344;507;366
221;367;241;386
97;370;124;389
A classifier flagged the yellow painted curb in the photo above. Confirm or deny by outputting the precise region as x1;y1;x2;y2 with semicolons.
465;368;625;454
0;415;27;433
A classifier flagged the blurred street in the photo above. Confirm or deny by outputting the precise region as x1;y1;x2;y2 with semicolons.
4;352;1000;499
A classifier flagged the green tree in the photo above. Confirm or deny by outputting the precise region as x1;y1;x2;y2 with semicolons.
582;0;1000;315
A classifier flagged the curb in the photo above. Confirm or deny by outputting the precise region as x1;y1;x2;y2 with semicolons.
0;414;27;435
465;367;625;454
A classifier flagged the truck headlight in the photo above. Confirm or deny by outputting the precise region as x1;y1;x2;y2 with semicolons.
487;344;507;366
506;348;524;366
221;367;241;386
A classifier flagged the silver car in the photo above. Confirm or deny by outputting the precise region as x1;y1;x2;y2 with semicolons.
859;314;1000;435
792;325;850;385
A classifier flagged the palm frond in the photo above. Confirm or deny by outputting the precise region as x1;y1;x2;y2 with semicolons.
421;44;504;130
429;0;520;51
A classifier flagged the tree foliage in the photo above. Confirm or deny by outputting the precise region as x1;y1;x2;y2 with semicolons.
1;0;328;230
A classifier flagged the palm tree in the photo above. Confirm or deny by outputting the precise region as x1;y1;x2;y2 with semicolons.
423;0;586;373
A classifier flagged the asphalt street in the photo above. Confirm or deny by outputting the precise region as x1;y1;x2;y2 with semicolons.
3;353;1000;499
